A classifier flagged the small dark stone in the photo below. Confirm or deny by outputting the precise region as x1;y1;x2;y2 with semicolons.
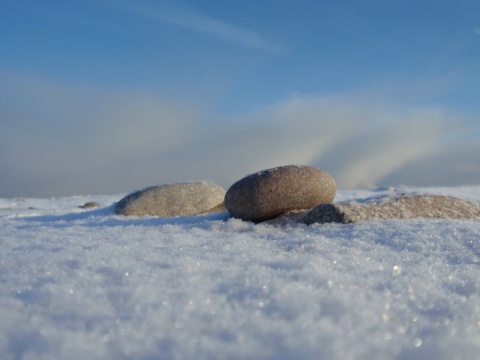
78;201;100;209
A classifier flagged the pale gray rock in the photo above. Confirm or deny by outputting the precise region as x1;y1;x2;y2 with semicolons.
225;165;336;222
302;194;480;224
115;182;226;217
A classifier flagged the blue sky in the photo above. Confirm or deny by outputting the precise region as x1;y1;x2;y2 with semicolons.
1;0;479;197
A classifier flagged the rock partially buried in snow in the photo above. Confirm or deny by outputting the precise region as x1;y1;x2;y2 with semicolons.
302;194;480;224
78;201;100;209
225;165;336;222
115;182;226;217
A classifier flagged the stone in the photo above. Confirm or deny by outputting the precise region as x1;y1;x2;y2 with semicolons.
302;194;480;224
225;165;336;222
78;201;100;209
115;182;226;217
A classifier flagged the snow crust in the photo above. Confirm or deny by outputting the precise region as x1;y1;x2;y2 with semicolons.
1;187;480;359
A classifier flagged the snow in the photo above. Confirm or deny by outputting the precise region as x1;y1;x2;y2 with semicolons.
1;187;480;359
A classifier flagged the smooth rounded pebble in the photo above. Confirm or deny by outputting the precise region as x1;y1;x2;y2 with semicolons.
115;182;226;217
225;165;336;222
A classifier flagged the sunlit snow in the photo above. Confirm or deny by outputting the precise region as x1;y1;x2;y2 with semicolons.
1;187;479;359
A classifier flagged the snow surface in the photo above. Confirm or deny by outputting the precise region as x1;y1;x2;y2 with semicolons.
1;187;480;360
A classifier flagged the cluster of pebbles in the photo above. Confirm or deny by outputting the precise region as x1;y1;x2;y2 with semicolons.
113;165;480;224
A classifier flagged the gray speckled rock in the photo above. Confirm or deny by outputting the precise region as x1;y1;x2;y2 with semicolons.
302;194;480;224
225;165;336;222
115;182;226;217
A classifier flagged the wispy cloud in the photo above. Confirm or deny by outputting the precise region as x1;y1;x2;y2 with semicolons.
218;95;456;189
101;0;284;52
474;26;480;36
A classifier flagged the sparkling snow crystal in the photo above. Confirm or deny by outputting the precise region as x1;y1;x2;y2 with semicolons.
1;187;480;359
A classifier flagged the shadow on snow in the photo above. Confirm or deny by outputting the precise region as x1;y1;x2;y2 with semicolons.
19;205;232;229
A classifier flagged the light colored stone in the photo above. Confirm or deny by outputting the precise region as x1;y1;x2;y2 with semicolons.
115;182;226;217
302;194;480;224
225;165;336;222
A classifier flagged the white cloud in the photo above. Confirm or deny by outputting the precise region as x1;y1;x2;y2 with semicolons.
319;106;450;188
1;75;477;197
381;135;480;187
101;0;283;52
0;75;199;196
94;94;197;156
216;95;455;189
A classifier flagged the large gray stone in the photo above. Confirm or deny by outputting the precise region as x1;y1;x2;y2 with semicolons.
225;165;336;222
115;182;226;217
302;194;480;224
